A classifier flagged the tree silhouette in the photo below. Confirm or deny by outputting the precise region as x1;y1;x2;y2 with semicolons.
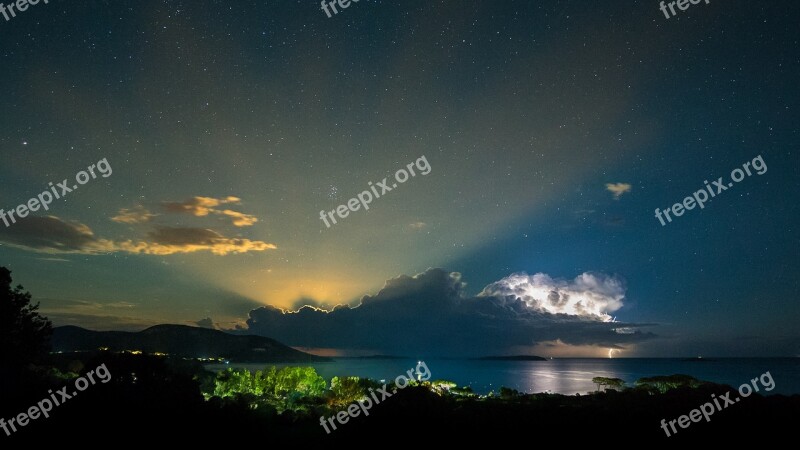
0;267;53;370
592;377;625;391
634;374;702;393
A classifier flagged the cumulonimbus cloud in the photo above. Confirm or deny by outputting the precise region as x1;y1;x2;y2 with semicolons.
0;216;276;256
479;272;625;321
244;268;655;356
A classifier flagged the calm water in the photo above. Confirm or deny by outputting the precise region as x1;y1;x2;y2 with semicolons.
206;358;800;395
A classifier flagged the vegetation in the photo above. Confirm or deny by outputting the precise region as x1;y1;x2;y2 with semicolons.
0;267;53;370
499;386;521;398
1;265;793;442
429;380;459;395
329;376;381;405
634;374;703;393
211;366;327;412
5;351;796;442
592;376;626;391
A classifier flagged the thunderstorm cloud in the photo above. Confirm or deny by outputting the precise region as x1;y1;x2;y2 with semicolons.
244;268;655;356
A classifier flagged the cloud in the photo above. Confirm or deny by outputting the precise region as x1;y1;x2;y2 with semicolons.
244;268;655;356
41;298;136;311
162;196;256;227
479;272;625;321
112;226;276;255
162;196;239;216
289;297;337;311
0;216;276;256
195;317;216;329
39;298;151;331
605;182;632;199
111;205;156;224
44;312;157;331
220;209;258;227
0;216;105;253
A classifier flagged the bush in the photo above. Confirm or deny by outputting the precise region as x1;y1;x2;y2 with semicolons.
634;374;703;393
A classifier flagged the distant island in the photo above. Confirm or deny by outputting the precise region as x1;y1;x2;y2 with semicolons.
52;324;330;363
476;355;547;361
337;355;408;360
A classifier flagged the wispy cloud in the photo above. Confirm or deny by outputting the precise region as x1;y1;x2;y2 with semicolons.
115;226;276;255
219;209;258;227
605;182;632;199
111;205;157;224
0;216;276;256
161;196;257;227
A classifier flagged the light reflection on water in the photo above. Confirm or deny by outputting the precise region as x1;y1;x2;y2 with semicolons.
206;358;800;395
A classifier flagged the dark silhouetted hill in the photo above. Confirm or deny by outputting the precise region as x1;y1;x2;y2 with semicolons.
51;324;330;362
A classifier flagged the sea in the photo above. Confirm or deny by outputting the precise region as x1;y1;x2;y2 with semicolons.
205;358;800;396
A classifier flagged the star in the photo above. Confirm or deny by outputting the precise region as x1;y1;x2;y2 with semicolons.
328;185;339;201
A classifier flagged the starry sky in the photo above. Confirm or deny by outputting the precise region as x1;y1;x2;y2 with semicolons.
0;0;798;357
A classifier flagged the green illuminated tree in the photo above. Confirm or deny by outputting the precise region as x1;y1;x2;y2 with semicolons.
592;377;626;391
330;376;366;405
213;368;253;398
274;366;326;397
212;366;326;399
635;375;701;393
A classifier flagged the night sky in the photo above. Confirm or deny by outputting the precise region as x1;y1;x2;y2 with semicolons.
0;0;798;357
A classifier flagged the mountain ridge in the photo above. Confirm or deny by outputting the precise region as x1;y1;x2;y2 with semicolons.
52;324;330;363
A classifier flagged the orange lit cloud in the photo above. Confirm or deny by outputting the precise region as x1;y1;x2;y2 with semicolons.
0;216;276;256
112;227;276;255
605;182;632;199
111;205;157;224
220;209;258;227
161;196;257;227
